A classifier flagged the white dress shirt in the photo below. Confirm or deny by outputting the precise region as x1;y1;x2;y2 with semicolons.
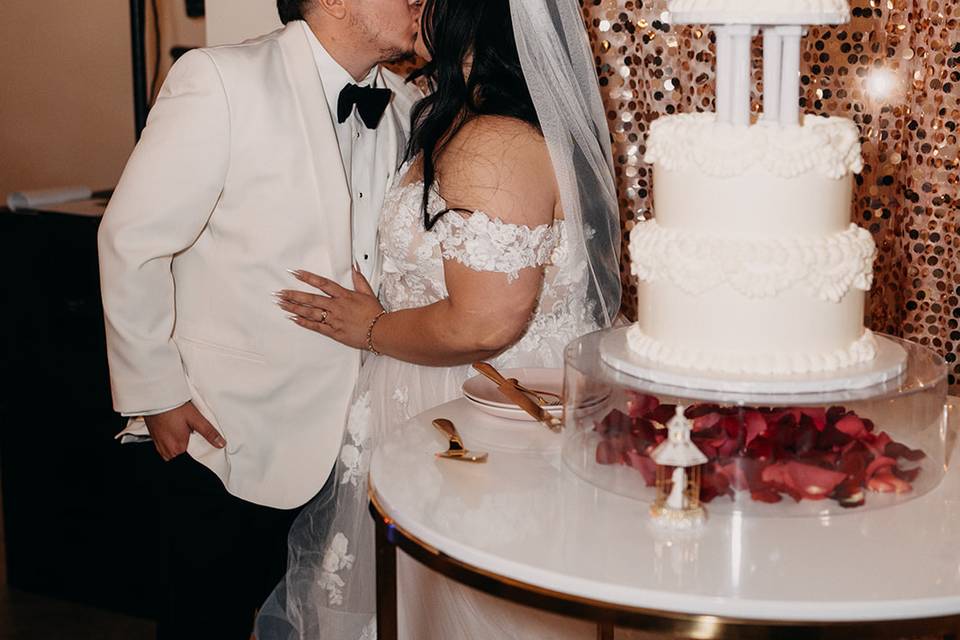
303;21;384;283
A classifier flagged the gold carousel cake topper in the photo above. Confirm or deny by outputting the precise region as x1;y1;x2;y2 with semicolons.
650;406;708;528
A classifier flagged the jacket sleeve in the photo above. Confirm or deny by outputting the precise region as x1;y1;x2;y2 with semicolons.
98;49;230;413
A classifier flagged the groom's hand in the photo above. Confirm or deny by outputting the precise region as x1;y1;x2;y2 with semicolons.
145;402;226;461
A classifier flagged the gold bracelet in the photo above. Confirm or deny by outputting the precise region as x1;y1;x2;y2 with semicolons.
366;310;388;355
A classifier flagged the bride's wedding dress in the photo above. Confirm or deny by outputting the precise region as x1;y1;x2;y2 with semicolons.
256;168;605;639
257;1;631;636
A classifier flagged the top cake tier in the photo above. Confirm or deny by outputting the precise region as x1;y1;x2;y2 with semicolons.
668;0;850;25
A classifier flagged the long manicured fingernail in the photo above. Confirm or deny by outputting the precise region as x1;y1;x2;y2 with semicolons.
272;290;286;298
286;269;301;277
287;314;300;321
214;436;226;448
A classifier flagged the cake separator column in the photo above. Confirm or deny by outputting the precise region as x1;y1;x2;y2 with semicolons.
762;27;783;122
777;25;804;126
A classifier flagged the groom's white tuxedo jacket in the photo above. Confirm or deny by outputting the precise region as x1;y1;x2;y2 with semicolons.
98;22;418;508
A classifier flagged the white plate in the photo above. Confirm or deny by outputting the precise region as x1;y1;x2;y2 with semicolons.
464;394;563;422
462;367;564;422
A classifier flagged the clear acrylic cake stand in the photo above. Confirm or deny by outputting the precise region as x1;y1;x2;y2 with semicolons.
564;329;952;517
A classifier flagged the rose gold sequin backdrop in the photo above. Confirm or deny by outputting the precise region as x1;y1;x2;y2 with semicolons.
579;0;959;392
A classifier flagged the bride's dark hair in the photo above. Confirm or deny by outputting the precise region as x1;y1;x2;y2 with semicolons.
406;0;540;230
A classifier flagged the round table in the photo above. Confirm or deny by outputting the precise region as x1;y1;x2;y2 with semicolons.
368;396;960;639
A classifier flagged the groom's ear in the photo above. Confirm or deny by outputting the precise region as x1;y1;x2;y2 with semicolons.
312;0;347;20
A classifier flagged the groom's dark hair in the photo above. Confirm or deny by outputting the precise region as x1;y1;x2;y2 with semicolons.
406;0;541;231
277;0;312;24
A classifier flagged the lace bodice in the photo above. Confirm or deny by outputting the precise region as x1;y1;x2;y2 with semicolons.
377;174;597;368
257;172;604;640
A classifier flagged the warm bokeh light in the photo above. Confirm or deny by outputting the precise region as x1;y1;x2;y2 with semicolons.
865;67;899;101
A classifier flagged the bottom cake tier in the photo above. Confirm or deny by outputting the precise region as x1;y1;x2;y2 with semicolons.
563;330;953;517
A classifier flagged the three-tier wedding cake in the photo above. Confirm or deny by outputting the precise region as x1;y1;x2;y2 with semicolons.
570;0;949;517
606;0;905;388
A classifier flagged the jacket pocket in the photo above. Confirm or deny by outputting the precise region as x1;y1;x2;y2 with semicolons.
176;335;265;363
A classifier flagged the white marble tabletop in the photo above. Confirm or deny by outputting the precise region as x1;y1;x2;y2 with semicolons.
369;396;960;623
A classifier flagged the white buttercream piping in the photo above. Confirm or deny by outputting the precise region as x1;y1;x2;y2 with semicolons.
644;114;863;179
668;0;850;23
630;220;876;302
627;325;878;375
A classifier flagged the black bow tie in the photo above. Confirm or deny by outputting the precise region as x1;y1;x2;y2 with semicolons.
337;83;392;129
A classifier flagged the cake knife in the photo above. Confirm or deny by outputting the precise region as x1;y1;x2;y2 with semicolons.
471;362;563;432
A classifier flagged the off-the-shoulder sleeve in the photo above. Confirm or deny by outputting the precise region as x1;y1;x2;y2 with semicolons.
434;211;560;282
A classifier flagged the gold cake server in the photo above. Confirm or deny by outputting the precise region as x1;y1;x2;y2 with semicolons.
471;362;563;432
432;418;488;463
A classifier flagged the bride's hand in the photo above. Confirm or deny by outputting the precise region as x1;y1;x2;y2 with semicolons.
276;267;384;350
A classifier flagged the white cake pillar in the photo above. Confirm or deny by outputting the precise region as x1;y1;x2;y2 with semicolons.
714;27;734;123
762;28;782;122
715;25;754;126
777;26;804;127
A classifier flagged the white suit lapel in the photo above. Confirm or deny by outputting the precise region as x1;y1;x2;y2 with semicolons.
278;24;353;272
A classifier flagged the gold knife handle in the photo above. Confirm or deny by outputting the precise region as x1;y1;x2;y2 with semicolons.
472;361;509;386
431;418;465;450
473;363;562;433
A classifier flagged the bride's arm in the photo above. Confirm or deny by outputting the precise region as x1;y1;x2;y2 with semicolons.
279;116;561;366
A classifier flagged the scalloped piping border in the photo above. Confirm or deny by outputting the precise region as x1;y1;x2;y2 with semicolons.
629;221;876;303
626;325;878;375
644;114;863;180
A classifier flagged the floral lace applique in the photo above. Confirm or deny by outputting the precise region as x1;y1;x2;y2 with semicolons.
392;386;410;421
340;392;371;487
359;617;376;640
377;183;569;313
375;180;597;366
434;212;560;282
318;532;355;606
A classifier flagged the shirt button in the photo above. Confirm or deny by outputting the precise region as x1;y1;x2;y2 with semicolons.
358;192;364;199
363;254;369;260
356;131;361;139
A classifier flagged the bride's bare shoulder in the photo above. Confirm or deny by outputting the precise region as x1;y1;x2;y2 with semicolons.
436;115;557;226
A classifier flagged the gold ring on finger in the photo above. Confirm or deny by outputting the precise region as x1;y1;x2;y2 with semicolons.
319;310;328;324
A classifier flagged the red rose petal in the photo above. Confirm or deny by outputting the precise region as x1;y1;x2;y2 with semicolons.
816;422;853;450
867;470;913;494
624;450;658;486
865;455;897;480
835;414;867;438
892;466;922;482
648;403;678;426
884;441;927;462
700;463;733;503
596;398;923;509
799;407;828;432
744;411;767;447
686;404;722;419
596;440;618;465
763;461;847;501
626;392;659;418
863;431;893;459
693;412;721;431
750;488;783;503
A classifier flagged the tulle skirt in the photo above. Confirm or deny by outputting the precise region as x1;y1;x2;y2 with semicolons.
257;342;652;639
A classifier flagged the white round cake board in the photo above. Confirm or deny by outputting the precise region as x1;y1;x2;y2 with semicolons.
599;326;908;395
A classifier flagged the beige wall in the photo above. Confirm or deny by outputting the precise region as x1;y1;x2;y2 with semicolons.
0;0;205;203
206;0;280;46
